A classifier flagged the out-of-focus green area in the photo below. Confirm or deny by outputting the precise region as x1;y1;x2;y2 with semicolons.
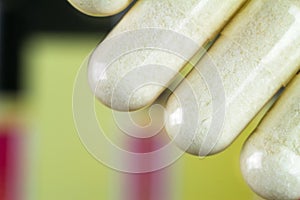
22;34;115;200
16;34;263;200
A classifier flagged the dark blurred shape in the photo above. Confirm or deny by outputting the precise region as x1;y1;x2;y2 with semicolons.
0;2;22;93
0;0;134;93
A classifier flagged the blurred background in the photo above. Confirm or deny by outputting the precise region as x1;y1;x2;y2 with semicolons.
0;0;262;199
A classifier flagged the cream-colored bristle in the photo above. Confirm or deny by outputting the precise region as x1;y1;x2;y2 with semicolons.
240;74;300;200
67;0;132;16
88;0;247;111
165;0;300;155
